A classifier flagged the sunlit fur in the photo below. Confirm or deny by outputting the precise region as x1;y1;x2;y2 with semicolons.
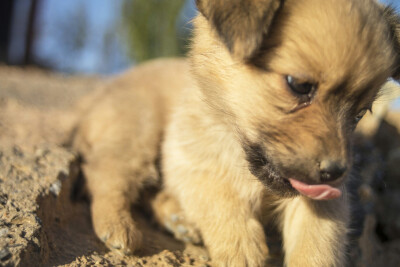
73;0;400;266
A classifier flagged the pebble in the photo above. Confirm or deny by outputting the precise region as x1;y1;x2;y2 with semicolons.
49;180;62;196
0;228;9;238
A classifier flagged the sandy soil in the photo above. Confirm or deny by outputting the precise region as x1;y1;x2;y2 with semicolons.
0;64;400;266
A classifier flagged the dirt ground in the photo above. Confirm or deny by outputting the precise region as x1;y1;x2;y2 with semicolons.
0;64;400;266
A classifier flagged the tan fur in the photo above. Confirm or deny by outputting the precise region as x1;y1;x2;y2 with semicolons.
73;0;400;265
73;60;192;253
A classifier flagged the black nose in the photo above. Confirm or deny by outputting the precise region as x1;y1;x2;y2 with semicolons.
319;160;347;182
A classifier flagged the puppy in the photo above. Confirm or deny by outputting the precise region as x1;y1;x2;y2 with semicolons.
73;0;400;266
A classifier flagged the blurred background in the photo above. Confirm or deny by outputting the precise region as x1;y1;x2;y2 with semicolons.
0;0;399;73
0;0;399;109
0;0;197;74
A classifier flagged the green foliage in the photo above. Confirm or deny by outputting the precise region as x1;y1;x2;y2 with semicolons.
122;0;189;63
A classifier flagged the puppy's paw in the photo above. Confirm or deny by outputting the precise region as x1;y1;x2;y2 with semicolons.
163;213;202;244
93;210;142;255
152;191;202;244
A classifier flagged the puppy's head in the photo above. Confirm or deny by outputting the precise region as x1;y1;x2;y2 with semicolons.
192;0;400;198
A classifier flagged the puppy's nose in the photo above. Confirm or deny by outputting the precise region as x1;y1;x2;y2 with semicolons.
319;160;347;182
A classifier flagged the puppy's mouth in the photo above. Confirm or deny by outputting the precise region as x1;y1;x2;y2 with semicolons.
242;141;343;200
288;178;342;200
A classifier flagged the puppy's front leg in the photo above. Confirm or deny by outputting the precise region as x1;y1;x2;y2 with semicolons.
205;216;268;267
83;160;143;255
281;194;349;267
176;177;269;267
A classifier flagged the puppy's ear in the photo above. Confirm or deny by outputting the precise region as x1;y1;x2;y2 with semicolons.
196;0;283;60
383;6;400;80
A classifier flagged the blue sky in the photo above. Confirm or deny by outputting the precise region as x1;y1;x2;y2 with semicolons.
30;0;197;74
33;0;129;74
381;0;400;6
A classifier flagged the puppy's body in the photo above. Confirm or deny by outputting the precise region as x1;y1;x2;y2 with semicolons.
74;0;400;266
73;60;191;253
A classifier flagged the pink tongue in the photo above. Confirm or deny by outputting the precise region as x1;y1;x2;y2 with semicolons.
289;178;341;200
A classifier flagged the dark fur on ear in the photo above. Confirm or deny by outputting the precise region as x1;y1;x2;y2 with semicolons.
383;5;400;80
196;0;283;60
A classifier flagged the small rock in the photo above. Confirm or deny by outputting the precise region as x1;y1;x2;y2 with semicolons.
49;180;62;196
0;228;8;238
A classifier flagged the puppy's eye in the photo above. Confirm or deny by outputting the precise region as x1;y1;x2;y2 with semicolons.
354;108;370;123
286;75;315;95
